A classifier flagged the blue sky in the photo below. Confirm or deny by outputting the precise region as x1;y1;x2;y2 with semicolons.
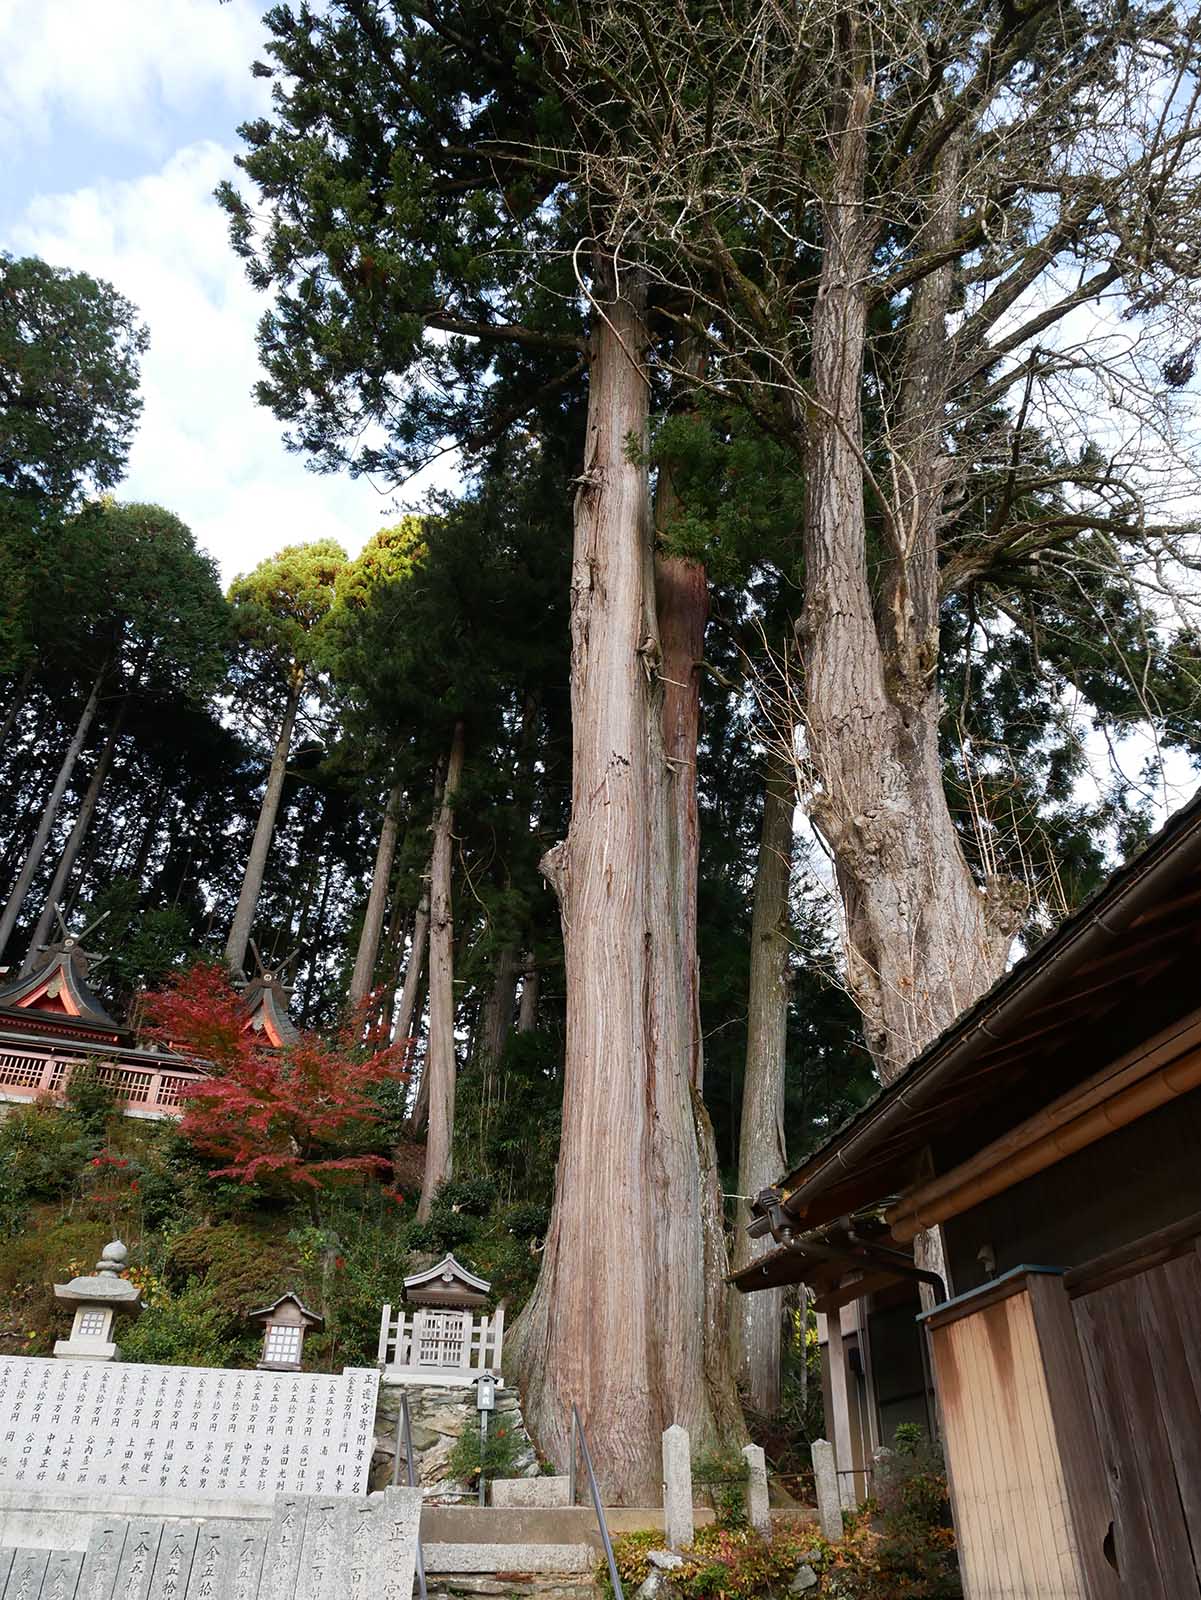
0;0;436;580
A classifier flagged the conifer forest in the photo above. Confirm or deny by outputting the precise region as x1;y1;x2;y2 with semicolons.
2;0;1201;1550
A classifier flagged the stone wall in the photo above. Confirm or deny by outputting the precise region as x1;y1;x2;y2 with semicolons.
372;1383;540;1498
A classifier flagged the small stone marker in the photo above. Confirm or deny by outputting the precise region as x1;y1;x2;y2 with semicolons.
148;1524;197;1600
114;1519;164;1600
810;1439;843;1543
297;1498;350;1600
788;1565;818;1593
259;1495;308;1600
42;1551;84;1600
742;1443;771;1538
374;1486;423;1600
661;1424;694;1551
4;1549;48;1600
81;1520;128;1600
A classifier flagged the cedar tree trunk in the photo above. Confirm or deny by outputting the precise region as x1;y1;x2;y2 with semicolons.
730;752;793;1411
799;62;1022;1081
224;671;302;976
416;720;466;1221
349;783;404;1013
397;886;430;1053
24;702;127;970
0;665;105;961
507;260;741;1504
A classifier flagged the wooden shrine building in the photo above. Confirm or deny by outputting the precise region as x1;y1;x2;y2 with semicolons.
0;931;207;1118
0;932;302;1120
735;785;1201;1599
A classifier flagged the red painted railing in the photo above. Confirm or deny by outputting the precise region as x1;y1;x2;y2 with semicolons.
0;1047;206;1118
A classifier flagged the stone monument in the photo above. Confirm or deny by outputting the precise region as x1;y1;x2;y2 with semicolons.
661;1425;694;1551
52;1240;141;1361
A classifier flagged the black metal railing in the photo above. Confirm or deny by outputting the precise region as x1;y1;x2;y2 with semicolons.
570;1404;624;1600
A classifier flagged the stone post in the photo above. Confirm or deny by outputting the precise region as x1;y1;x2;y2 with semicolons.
661;1424;694;1550
742;1443;771;1538
811;1439;843;1543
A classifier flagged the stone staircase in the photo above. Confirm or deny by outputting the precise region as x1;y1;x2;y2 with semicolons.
419;1506;707;1600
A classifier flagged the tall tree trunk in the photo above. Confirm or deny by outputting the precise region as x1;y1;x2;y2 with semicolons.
0;666;105;961
0;662;34;753
798;54;1020;1086
395;888;430;1051
23;703;127;970
516;960;539;1033
416;720;467;1221
654;551;708;1091
224;672;302;975
730;753;794;1411
478;941;521;1069
349;783;404;1014
507;260;741;1504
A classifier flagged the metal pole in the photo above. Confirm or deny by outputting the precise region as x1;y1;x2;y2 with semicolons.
401;1391;429;1600
573;1404;623;1600
478;1407;489;1507
569;1408;578;1506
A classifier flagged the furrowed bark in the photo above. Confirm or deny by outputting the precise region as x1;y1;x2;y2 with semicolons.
349;782;404;1014
24;702;127;970
416;719;467;1221
516;960;539;1032
799;55;1021;1081
654;549;708;1092
224;671;302;976
730;752;793;1411
0;665;105;962
507;259;740;1504
397;886;431;1053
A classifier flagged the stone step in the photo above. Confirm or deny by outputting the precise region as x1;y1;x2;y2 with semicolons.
423;1543;596;1574
420;1506;711;1548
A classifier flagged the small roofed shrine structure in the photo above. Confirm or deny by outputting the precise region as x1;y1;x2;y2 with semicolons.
377;1253;505;1385
237;942;300;1048
249;1291;324;1371
0;913;208;1119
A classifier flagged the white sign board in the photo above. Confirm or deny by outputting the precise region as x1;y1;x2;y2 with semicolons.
0;1359;380;1501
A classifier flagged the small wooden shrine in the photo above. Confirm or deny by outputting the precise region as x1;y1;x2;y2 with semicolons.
377;1254;505;1384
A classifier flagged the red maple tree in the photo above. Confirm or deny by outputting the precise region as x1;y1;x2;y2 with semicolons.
142;962;411;1193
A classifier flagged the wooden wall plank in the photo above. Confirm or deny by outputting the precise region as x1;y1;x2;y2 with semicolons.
931;1287;1088;1598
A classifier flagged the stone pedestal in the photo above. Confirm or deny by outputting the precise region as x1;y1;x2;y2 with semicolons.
741;1444;770;1538
661;1425;693;1551
810;1440;843;1543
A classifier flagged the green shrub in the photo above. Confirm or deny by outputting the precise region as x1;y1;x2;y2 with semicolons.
63;1066;118;1145
435;1176;498;1217
118;1280;245;1368
446;1418;524;1485
693;1444;750;1530
0;1105;91;1203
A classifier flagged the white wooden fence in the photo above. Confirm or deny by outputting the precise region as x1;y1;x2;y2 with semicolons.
377;1303;504;1383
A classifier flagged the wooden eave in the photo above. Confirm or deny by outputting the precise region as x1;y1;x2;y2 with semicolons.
749;785;1201;1240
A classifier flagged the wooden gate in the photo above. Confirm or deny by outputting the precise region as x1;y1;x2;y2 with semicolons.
1072;1248;1201;1597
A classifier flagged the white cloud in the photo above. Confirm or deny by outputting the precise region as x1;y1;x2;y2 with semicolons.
12;142;437;580
0;0;267;157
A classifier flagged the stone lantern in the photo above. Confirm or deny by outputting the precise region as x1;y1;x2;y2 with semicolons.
53;1239;141;1361
248;1292;324;1371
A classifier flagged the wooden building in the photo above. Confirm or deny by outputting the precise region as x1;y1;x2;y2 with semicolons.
734;787;1201;1598
0;934;301;1120
0;933;207;1118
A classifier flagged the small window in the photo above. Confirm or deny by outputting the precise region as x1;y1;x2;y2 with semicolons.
77;1309;107;1338
263;1324;303;1365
